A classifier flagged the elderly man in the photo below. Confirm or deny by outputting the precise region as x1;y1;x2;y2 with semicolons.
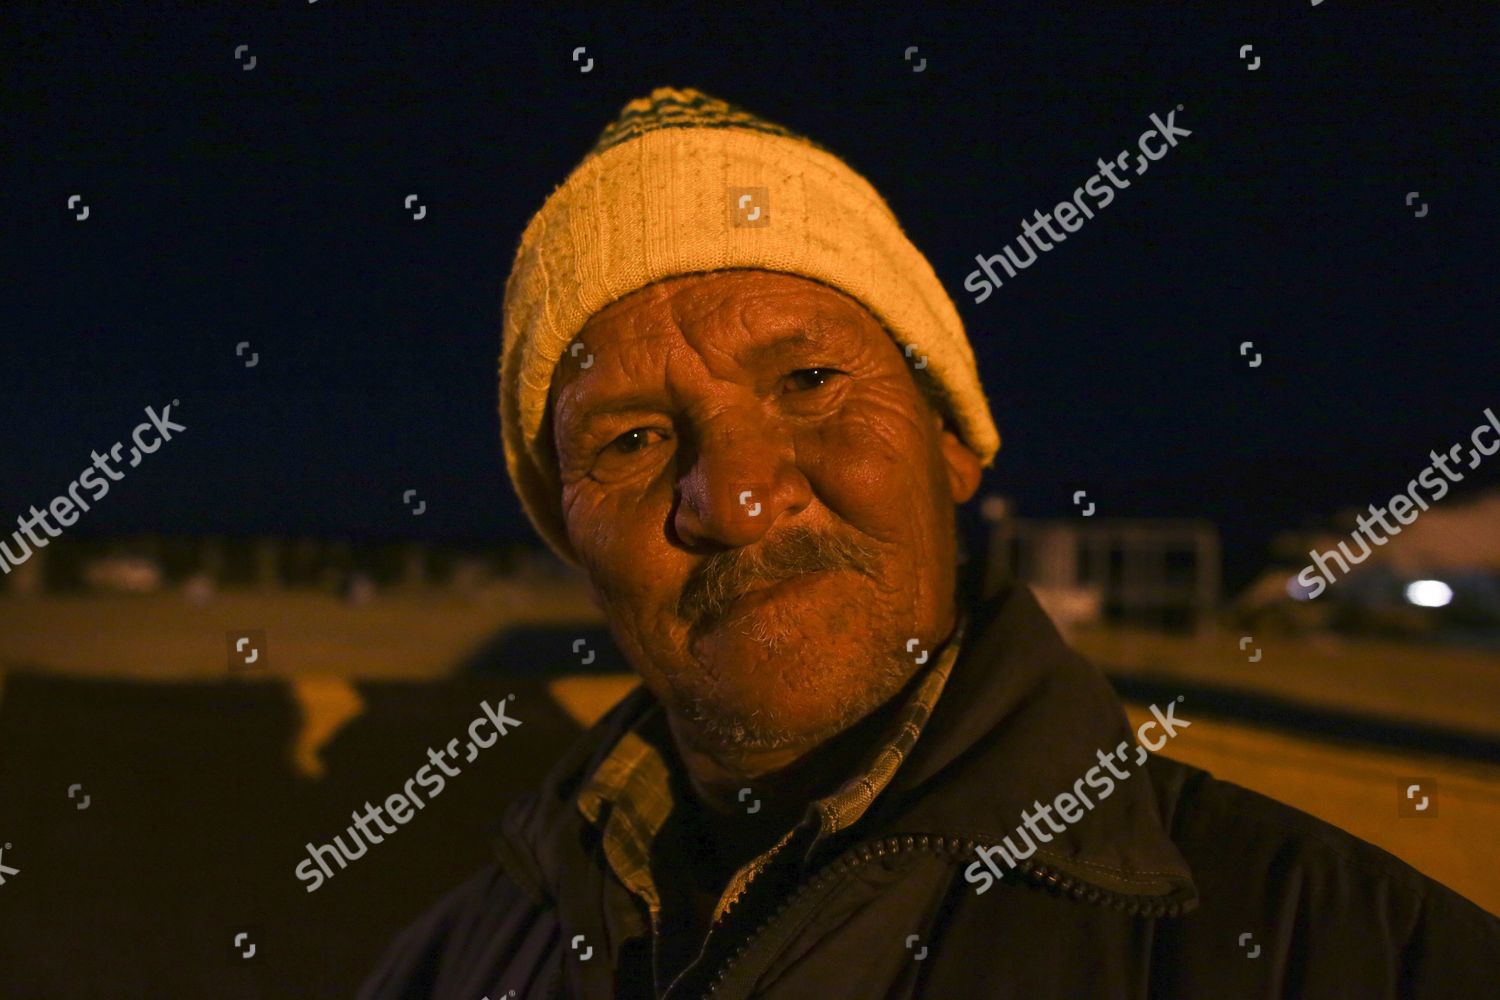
361;88;1499;999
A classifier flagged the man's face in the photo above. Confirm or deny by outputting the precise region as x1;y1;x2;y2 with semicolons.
550;270;982;757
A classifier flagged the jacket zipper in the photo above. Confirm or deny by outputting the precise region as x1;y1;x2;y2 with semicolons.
699;832;1189;998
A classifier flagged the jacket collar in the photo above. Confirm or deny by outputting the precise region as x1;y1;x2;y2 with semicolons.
877;580;1196;904
492;579;1196;912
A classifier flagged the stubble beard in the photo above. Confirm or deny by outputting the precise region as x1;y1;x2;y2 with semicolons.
666;523;911;752
673;616;918;754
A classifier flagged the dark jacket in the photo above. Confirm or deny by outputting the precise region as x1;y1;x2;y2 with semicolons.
360;582;1500;998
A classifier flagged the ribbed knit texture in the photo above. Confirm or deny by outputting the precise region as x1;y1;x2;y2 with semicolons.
500;87;1001;564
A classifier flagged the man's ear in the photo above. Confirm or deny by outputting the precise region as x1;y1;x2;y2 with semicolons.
935;413;983;503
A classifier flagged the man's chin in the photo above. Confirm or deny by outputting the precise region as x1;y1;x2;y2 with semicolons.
668;646;917;755
672;693;846;754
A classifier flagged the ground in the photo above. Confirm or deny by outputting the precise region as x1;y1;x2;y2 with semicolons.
0;588;1495;997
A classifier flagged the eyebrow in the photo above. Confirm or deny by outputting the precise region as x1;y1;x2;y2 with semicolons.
741;319;851;366
740;331;814;368
559;321;849;438
562;391;664;433
552;382;673;458
577;396;662;421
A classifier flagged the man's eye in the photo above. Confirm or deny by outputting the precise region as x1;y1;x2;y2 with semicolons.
607;428;664;454
785;368;845;392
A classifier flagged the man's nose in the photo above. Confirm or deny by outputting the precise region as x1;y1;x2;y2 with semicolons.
672;414;810;549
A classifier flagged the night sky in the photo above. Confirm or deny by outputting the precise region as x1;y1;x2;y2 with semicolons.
5;3;1497;591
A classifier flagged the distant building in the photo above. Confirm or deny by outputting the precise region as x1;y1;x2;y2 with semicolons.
980;495;1221;633
1242;488;1500;639
2;534;519;597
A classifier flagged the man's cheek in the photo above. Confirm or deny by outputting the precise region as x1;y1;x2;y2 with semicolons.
563;487;628;564
802;416;927;516
585;524;671;640
576;485;673;585
819;392;926;462
585;477;662;559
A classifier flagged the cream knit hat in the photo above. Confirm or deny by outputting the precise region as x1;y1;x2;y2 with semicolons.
500;87;1000;565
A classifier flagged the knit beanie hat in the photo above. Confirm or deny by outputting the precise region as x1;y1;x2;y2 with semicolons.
500;86;1000;565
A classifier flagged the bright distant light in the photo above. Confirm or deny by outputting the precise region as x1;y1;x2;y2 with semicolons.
1404;579;1453;608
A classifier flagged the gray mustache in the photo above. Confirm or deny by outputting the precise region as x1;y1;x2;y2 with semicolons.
677;525;881;623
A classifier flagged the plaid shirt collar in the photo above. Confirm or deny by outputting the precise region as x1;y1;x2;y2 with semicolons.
576;613;967;927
